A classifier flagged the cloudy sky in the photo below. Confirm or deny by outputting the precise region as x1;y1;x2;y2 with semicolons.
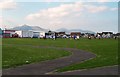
0;0;119;33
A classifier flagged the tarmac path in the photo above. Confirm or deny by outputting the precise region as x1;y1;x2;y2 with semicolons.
3;44;96;75
2;44;118;75
53;65;118;75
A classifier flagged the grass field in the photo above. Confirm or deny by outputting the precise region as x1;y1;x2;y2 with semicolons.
2;38;71;68
2;38;118;72
0;38;2;69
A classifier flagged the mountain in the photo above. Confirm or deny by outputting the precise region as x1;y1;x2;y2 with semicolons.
56;28;95;34
11;25;95;33
11;24;49;32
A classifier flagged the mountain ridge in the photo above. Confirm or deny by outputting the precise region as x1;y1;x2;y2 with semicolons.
56;28;95;34
11;25;95;33
11;24;49;32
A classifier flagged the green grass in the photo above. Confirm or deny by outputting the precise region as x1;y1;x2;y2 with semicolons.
2;38;118;71
57;38;118;72
2;44;71;68
0;38;2;69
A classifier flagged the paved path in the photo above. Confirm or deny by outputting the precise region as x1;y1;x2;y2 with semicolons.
53;65;118;75
3;45;96;75
3;44;118;75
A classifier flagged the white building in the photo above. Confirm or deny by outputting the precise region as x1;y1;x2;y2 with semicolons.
33;31;46;38
40;32;46;38
15;30;47;38
15;30;33;38
33;32;40;38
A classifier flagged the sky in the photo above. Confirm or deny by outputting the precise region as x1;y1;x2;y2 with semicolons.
0;0;119;33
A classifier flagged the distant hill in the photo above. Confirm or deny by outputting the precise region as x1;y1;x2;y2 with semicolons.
11;24;49;32
56;28;95;34
11;25;95;33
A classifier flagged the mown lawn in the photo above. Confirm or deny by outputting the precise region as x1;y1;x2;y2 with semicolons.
0;38;2;69
2;38;118;71
2;42;71;68
57;38;118;72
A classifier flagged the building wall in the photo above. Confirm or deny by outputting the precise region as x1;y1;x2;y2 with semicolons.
3;30;16;38
70;32;81;37
15;30;33;38
28;31;33;38
3;33;10;38
15;31;22;37
33;32;40;38
40;32;45;38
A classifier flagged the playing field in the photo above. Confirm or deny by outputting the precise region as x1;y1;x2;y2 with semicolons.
2;38;118;72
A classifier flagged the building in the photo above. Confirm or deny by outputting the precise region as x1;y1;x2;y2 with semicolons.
116;33;120;36
102;32;113;38
56;32;65;36
96;33;102;36
55;32;66;38
70;32;81;38
3;30;16;38
102;32;113;35
15;30;33;38
113;33;120;38
33;31;40;38
39;32;46;38
46;30;56;38
0;28;2;38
